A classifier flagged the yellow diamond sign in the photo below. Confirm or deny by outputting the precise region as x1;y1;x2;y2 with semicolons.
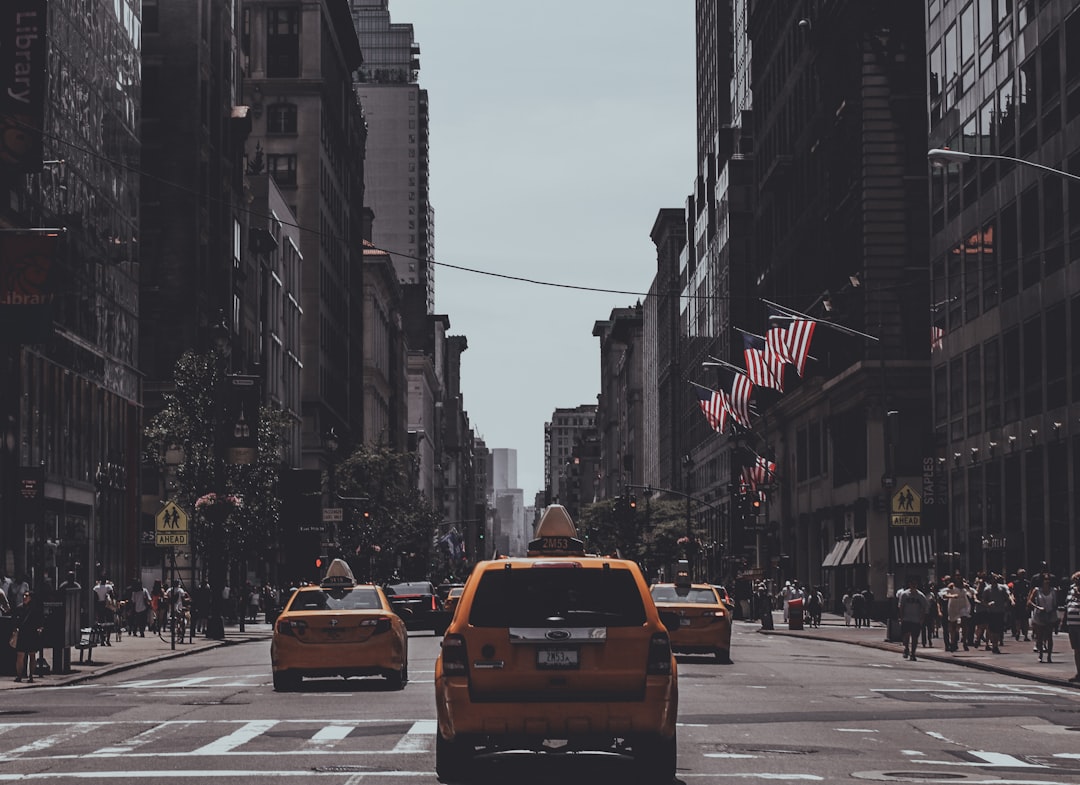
890;484;922;527
155;501;189;547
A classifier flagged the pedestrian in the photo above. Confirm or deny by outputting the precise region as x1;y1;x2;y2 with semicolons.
1065;571;1080;683
922;581;940;647
944;577;972;652
861;587;875;627
247;583;260;622
193;581;211;633
1027;572;1059;663
91;576;113;623
11;590;44;683
851;590;866;628
979;572;1010;654
128;579;150;636
841;589;853;627
150;580;166;633
8;574;29;609
806;587;823;628
896;577;929;661
1011;569;1031;642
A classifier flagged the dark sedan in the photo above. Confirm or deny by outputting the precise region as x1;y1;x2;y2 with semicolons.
384;581;448;634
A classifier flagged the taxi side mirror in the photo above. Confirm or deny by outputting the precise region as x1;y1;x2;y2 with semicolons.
659;611;680;631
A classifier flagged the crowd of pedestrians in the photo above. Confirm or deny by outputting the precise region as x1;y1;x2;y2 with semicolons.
890;568;1080;682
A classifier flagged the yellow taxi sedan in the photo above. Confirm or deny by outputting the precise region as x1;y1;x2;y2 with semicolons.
651;579;732;663
271;559;408;691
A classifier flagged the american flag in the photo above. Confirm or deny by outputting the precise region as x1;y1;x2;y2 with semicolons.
696;386;728;433
742;332;785;392
931;325;944;352
767;310;817;377
729;374;753;427
750;454;776;486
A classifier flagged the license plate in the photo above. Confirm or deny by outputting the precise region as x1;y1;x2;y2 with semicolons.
679;618;691;626
536;647;579;669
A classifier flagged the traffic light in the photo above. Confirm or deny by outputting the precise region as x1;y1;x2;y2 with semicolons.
750;495;762;513
628;495;637;511
315;555;326;569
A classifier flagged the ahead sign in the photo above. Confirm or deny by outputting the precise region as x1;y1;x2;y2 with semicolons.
155;501;189;548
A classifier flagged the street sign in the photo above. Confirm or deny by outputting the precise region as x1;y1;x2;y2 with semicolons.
322;507;343;522
155;501;189;532
156;532;189;547
890;484;922;527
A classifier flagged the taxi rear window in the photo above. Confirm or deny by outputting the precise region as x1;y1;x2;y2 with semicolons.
651;586;718;604
468;568;646;628
290;587;383;611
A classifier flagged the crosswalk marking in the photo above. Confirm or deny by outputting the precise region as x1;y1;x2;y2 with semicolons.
189;720;279;756
391;720;436;753
1;723;97;759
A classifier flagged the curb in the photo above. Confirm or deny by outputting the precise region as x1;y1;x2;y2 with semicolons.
758;624;1079;690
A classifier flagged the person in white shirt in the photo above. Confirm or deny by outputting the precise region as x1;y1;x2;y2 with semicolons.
896;577;930;661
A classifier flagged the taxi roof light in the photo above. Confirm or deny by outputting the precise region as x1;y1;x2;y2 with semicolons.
321;558;357;589
526;504;586;556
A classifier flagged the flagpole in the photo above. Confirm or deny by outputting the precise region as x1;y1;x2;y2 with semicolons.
704;356;749;376
761;298;880;342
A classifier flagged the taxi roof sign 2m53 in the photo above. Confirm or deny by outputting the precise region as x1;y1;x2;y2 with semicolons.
527;505;586;556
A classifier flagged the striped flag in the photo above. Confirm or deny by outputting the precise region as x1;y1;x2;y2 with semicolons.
742;332;785;392
696;386;729;433
729;374;753;427
750;454;776;486
767;309;817;377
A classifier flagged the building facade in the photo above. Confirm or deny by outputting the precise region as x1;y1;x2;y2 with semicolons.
928;0;1080;578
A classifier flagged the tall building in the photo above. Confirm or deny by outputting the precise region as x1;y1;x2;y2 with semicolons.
241;0;368;471
927;0;1080;577
1;0;142;588
593;305;646;501
544;404;597;505
351;0;435;312
747;0;930;603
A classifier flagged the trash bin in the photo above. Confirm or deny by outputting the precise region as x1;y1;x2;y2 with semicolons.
788;598;804;630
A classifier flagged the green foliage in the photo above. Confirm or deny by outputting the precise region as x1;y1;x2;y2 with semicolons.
335;444;443;580
574;498;705;580
143;349;291;561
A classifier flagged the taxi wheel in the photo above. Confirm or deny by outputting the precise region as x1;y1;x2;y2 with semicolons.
715;647;731;664
435;731;472;781
636;732;676;783
273;670;300;692
385;663;408;690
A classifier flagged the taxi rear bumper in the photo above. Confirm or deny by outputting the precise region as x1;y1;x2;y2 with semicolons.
436;676;677;742
668;625;730;650
271;635;404;675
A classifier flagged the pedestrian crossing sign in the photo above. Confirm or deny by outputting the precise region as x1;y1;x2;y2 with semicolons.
890;484;922;527
155;501;190;546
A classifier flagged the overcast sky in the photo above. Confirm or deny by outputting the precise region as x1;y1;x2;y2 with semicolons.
390;1;696;500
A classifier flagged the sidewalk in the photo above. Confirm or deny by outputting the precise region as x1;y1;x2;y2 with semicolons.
3;621;274;690
758;611;1080;689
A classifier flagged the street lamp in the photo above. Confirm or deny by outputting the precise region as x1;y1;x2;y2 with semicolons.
927;148;1080;182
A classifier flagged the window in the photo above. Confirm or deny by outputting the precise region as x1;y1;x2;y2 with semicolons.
982;219;998;311
1044;177;1064;273
1003;326;1020;421
267;103;297;134
966;348;982;435
984;337;1000;427
267;154;297;186
468;570;646;628
267;7;300;78
1046;304;1066;409
1023;315;1042;417
1020;186;1041;288
950;358;964;440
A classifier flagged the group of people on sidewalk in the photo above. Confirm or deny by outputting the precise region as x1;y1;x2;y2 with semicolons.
894;570;1080;682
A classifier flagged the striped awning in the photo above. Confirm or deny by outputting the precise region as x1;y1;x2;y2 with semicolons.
821;539;850;568
893;534;935;565
839;536;868;566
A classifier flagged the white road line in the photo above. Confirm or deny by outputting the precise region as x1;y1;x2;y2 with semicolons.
90;722;200;756
0;770;431;780
189;719;279;755
391;720;436;753
0;722;98;759
309;724;355;743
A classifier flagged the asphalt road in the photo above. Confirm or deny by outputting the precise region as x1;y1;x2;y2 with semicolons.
2;622;1079;784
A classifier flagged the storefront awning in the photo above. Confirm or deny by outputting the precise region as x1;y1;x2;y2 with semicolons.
839;536;868;566
893;534;934;564
821;539;850;568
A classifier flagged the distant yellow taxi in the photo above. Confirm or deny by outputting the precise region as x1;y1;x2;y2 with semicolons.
443;585;464;616
651;579;732;663
271;559;408;691
434;505;678;782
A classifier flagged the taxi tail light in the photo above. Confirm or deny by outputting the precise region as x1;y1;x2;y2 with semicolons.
441;633;469;677
431;595;438;611
276;619;308;637
359;617;393;634
646;631;672;675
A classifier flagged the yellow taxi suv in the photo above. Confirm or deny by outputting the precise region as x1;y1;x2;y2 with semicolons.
443;585;464;616
650;577;733;664
434;505;679;782
271;559;408;691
